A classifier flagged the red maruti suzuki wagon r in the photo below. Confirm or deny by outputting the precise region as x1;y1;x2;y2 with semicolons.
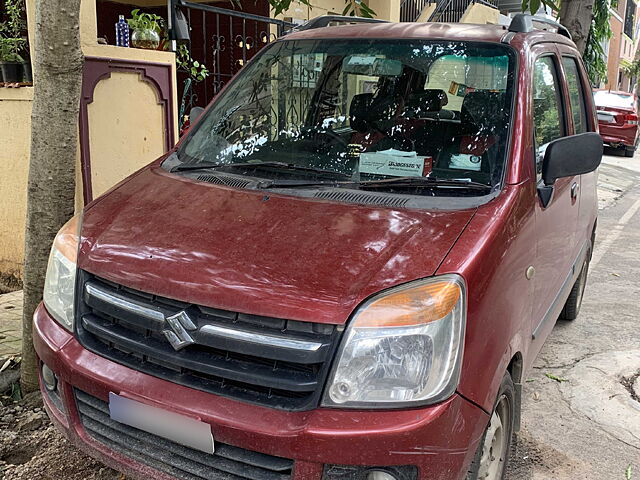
34;14;602;480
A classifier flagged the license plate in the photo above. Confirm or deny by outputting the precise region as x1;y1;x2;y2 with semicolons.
108;392;215;454
597;113;615;123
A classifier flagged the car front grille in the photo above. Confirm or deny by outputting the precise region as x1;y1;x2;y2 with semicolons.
75;271;342;410
74;389;293;480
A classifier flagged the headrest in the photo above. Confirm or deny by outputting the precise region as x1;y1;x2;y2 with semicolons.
461;91;507;131
350;93;374;133
350;92;401;133
406;89;449;117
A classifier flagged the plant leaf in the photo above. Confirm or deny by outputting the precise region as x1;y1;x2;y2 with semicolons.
544;373;567;383
529;0;541;14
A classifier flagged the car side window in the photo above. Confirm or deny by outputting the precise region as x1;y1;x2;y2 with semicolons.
562;57;589;134
533;56;565;175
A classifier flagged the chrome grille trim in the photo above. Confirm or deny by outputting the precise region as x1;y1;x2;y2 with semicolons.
199;324;324;352
85;282;165;323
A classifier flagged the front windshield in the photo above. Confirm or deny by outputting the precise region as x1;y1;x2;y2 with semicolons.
175;39;516;193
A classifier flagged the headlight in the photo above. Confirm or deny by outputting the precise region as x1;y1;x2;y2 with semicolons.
43;215;81;331
323;275;465;408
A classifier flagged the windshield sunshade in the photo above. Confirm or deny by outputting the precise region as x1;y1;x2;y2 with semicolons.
174;39;517;193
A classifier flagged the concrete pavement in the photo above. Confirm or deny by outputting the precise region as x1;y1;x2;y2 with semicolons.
507;149;640;479
0;291;22;357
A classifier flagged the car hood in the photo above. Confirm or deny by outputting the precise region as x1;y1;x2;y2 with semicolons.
79;165;476;325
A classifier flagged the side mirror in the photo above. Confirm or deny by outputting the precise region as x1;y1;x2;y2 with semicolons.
542;132;603;186
189;106;205;124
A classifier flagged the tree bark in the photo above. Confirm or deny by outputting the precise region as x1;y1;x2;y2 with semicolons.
560;0;596;55
20;0;83;393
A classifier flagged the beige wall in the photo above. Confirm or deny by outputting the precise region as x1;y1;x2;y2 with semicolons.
459;3;500;24
0;89;32;286
607;16;624;89
0;0;178;286
416;3;437;22
88;71;166;198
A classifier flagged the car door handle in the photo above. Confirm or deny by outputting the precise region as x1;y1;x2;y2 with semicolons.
571;182;579;200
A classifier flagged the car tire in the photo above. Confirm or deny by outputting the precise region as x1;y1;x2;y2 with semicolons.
466;373;516;480
625;146;635;157
560;258;589;321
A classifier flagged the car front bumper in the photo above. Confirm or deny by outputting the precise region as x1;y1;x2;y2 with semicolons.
34;302;488;480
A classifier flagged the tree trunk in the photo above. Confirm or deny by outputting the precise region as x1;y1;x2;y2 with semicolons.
560;0;596;55
20;0;83;393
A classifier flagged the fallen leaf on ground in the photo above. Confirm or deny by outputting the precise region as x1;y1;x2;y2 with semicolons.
0;358;11;372
545;373;567;383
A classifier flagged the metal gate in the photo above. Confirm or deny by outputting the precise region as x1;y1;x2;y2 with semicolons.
168;0;294;118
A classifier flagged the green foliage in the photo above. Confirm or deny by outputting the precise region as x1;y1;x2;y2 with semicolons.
0;0;26;38
267;0;376;18
127;9;164;34
177;44;209;82
583;0;613;85
0;0;27;61
520;0;612;86
342;0;376;18
520;0;559;15
269;0;311;17
0;37;25;62
620;58;640;78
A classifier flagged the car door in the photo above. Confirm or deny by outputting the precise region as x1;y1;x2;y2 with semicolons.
556;47;599;249
530;46;580;352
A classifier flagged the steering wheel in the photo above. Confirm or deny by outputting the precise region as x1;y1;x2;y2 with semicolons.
314;129;349;146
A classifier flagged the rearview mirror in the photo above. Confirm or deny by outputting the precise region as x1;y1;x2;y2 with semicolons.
190;106;205;124
342;56;403;76
542;132;603;186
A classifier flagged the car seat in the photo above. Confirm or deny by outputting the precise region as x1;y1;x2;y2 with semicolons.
436;91;508;183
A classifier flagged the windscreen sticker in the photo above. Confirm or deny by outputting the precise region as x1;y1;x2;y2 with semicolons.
359;149;431;177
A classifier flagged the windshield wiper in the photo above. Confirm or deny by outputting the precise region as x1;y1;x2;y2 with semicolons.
172;161;350;178
259;176;492;191
358;176;492;191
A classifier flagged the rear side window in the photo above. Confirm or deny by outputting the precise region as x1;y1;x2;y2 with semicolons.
562;57;589;134
533;56;564;173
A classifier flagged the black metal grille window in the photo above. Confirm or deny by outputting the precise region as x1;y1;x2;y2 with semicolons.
625;0;636;39
75;272;342;411
75;389;293;480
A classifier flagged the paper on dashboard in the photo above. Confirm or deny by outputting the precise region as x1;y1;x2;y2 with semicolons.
359;149;431;177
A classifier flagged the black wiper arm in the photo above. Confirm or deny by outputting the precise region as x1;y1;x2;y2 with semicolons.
257;179;355;189
171;161;222;172
358;176;492;190
172;160;350;178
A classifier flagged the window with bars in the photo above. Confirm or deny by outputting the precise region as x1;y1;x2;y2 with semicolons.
624;0;636;39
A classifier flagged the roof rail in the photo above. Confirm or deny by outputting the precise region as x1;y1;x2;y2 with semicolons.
508;13;572;40
292;15;388;32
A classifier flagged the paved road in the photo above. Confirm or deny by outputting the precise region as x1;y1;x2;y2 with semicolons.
507;148;640;479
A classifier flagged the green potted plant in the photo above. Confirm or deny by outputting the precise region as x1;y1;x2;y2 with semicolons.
0;37;26;83
0;0;28;83
127;9;163;50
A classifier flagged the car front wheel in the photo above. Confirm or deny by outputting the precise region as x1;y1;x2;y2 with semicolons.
466;372;515;480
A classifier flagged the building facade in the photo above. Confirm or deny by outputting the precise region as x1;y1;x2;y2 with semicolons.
606;0;640;91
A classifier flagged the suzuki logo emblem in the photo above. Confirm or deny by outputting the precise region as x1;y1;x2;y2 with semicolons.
163;310;197;351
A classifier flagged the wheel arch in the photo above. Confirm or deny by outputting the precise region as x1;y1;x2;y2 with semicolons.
507;352;524;432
